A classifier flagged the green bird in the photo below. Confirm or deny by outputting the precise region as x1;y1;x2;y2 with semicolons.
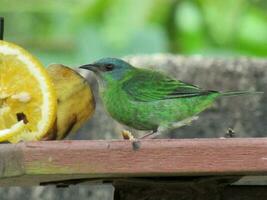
80;58;261;138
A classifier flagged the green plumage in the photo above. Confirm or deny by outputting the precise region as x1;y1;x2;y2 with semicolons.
80;58;261;132
101;68;219;131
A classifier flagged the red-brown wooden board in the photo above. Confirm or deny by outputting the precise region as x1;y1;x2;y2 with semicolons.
1;138;267;186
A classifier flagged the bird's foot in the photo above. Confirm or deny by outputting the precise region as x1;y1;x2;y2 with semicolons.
121;130;141;150
121;130;135;141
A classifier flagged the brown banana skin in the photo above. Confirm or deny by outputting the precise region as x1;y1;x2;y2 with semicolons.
44;64;95;140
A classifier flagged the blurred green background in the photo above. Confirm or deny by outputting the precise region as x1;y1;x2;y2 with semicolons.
0;0;267;66
0;1;267;199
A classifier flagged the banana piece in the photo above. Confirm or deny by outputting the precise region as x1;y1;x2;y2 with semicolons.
45;64;95;140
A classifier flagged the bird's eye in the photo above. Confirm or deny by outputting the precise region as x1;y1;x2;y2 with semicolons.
105;64;114;71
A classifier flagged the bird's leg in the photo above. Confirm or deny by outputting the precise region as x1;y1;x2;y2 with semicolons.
139;129;160;139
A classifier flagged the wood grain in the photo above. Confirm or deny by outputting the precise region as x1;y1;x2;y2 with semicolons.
1;138;267;186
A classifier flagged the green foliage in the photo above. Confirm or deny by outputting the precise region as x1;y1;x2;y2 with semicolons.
0;0;266;66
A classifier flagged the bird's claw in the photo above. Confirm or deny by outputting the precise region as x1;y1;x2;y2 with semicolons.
121;130;135;141
121;130;141;150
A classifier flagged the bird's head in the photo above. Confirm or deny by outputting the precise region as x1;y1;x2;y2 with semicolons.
79;58;134;82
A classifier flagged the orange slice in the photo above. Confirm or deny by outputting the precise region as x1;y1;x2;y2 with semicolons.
0;40;57;143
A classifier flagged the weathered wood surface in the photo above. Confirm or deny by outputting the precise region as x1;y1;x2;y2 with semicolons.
1;138;267;187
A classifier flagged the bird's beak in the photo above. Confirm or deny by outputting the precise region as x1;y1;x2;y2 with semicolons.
79;64;98;72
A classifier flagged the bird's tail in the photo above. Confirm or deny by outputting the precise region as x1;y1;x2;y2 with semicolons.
220;91;263;97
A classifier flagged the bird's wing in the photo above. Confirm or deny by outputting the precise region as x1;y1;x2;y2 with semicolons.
122;69;217;102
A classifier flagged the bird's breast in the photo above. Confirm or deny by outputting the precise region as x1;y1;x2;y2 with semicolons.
100;86;158;130
101;87;132;118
